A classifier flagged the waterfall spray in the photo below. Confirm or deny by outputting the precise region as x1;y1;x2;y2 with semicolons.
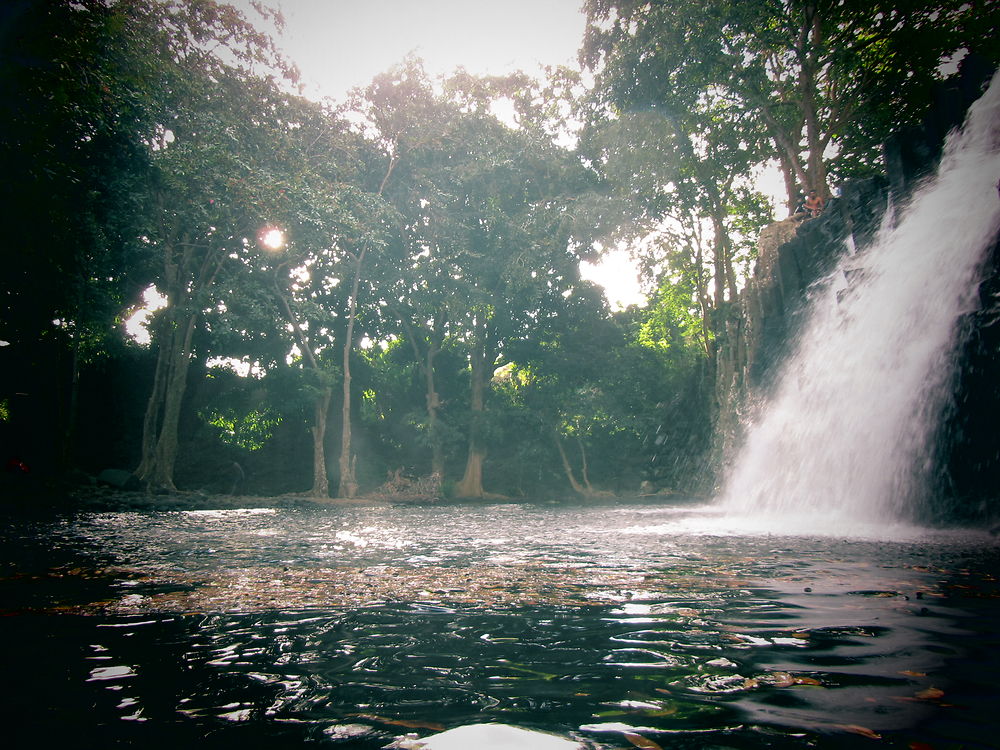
719;72;1000;535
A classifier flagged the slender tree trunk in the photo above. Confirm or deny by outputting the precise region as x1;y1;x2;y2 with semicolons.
455;335;487;498
336;155;396;498
425;344;444;476
712;234;726;309
273;272;333;498
554;428;586;495
403;314;446;477
576;435;594;491
691;237;715;363
137;307;197;491
136;327;168;480
777;150;799;215
709;208;739;323
337;247;367;499
799;2;828;196
311;386;332;497
426;312;447;477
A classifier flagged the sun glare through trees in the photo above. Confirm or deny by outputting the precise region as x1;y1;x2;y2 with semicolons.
259;226;286;251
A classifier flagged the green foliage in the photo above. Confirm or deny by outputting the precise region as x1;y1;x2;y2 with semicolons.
582;0;1000;198
201;407;281;452
639;279;705;355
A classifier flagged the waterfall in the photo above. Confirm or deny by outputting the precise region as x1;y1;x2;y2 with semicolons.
718;72;1000;536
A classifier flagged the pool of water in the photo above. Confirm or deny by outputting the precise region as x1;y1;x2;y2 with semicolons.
2;501;998;748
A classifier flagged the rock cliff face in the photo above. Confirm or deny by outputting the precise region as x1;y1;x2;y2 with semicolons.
714;58;1000;521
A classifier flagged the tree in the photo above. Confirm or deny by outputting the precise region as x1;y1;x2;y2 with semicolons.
0;0;160;473
349;66;598;498
122;1;297;490
581;0;1000;209
327;59;452;497
440;113;593;498
253;96;392;498
500;285;624;497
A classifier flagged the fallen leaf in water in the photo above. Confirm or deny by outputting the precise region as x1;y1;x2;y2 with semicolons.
623;732;663;749
914;687;944;700
770;672;823;687
839;724;882;739
900;670;926;677
350;714;445;731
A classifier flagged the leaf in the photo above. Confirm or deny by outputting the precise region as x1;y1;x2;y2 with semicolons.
792;675;822;686
350;714;445;731
623;732;664;749
839;724;882;740
914;687;944;700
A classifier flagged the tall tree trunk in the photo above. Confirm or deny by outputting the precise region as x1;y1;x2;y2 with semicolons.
336;155;396;498
798;1;828;196
777;149;799;215
136;306;197;491
311;386;332;497
691;236;716;364
576;435;593;491
136;223;226;491
553;428;586;495
273;274;332;498
136;326;168;480
337;247;367;499
455;334;487;498
709;206;739;326
402;312;446;477
425;343;444;476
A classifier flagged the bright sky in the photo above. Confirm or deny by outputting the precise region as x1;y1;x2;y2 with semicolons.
230;0;645;308
245;0;585;100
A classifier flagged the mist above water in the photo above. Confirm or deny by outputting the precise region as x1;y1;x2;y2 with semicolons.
719;71;1000;537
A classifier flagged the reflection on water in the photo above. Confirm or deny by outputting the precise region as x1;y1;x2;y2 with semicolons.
2;502;998;748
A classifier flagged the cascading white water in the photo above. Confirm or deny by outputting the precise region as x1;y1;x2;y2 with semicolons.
719;71;1000;536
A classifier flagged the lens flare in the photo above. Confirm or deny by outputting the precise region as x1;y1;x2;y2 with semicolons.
259;226;285;251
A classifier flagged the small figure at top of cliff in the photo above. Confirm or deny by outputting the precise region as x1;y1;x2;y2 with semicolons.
791;191;807;219
804;189;825;218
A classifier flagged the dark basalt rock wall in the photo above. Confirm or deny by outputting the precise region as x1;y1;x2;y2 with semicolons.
943;219;1000;520
715;58;1000;521
712;177;890;474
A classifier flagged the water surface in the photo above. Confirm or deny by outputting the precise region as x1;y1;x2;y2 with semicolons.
2;501;998;748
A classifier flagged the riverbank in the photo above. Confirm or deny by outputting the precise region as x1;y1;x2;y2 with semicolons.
1;476;701;514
